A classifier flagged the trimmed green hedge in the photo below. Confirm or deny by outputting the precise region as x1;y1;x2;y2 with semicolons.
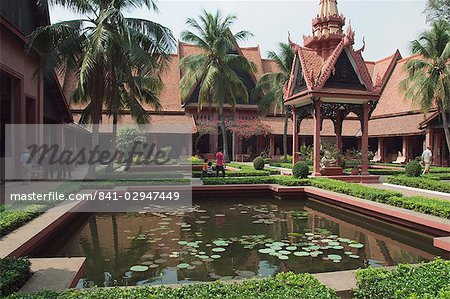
0;206;43;237
387;175;450;193
6;272;338;299
310;178;403;202
354;259;450;299
202;176;311;186
384;196;450;219
0;258;32;297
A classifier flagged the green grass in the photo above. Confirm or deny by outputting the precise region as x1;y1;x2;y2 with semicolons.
354;259;450;299
387;175;450;193
6;272;338;299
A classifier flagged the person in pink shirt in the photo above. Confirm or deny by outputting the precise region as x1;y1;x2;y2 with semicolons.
215;148;225;177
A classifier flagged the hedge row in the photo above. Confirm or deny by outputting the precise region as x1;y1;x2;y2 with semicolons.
202;176;311;186
387;175;450;193
203;176;450;219
0;258;32;297
385;196;450;219
354;259;450;299
193;170;271;178
310;178;403;202
6;272;338;299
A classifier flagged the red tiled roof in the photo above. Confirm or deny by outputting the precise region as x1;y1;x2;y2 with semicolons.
372;55;421;117
72;113;196;133
368;114;425;136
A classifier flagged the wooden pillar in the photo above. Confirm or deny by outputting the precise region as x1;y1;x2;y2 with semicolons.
335;110;342;154
402;136;408;161
361;103;369;175
269;135;275;158
313;101;321;176
292;108;299;165
378;138;385;162
426;128;432;148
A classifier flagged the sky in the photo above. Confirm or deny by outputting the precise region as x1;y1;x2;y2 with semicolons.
49;0;428;61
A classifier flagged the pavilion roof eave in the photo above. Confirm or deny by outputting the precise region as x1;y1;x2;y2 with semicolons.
285;90;379;107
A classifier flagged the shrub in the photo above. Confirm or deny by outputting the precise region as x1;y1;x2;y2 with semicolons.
0;258;32;297
293;161;309;178
6;272;338;299
405;160;422;177
202;176;311;186
354;259;450;299
385;196;450;219
387;175;450;193
116;127;146;158
253;156;265;170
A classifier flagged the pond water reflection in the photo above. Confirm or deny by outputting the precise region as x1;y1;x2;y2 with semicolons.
34;197;442;287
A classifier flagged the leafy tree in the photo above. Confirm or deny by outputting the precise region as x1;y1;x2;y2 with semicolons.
253;42;294;162
179;10;255;162
30;0;175;177
400;20;450;155
425;0;450;22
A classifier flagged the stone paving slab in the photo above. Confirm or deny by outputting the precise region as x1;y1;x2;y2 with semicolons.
0;201;81;258
20;257;86;292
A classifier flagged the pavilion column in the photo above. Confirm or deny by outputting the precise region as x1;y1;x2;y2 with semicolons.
269;135;275;158
426;127;432;148
335;110;342;164
292;108;299;164
313;101;321;176
402;136;408;161
378;138;385;162
361;103;369;175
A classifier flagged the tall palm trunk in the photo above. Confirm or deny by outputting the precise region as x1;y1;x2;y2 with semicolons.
86;123;99;179
106;114;117;173
440;107;450;155
219;113;229;162
283;112;288;161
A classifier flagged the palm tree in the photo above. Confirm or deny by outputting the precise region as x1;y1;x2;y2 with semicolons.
30;0;175;177
400;20;450;154
179;10;255;162
253;42;294;161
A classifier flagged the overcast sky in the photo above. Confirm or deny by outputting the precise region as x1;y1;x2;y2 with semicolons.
49;0;428;61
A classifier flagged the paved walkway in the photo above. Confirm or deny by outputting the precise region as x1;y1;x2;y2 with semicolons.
363;183;450;201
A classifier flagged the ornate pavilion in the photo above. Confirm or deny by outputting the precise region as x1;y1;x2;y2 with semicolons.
284;0;380;175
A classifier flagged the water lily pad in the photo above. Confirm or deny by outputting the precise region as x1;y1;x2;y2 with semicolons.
279;250;291;255
349;254;360;259
286;246;297;251
328;254;342;260
349;243;364;248
130;265;148;272
177;263;190;269
154;259;166;264
278;255;289;260
212;247;226;252
332;245;344;250
148;264;159;268
211;254;221;259
294;251;310;257
258;248;274;254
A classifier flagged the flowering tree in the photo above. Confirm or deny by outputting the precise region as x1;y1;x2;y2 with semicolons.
226;118;272;139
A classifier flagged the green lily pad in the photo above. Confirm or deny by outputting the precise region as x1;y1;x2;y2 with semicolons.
212;247;226;252
130;265;148;272
349;243;364;248
328;254;342;260
294;251;310;257
332;245;344;250
349;254;360;259
278;255;289;260
258;248;274;254
177;263;190;269
286;246;297;251
211;254;221;259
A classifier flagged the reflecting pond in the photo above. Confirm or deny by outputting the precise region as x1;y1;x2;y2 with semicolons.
33;197;443;287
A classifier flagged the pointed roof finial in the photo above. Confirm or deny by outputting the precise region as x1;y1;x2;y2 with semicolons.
288;31;296;47
319;0;339;17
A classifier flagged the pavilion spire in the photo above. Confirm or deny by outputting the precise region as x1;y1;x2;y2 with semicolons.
319;0;339;18
303;0;346;58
